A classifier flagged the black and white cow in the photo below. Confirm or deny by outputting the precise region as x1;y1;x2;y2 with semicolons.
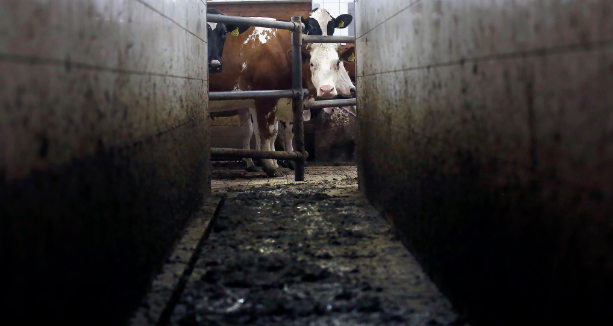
207;8;250;73
302;8;353;36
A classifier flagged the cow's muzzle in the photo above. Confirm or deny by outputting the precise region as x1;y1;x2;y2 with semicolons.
318;85;336;98
209;60;222;73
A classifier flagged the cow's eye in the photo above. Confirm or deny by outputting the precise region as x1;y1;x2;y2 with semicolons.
221;34;226;40
310;63;314;67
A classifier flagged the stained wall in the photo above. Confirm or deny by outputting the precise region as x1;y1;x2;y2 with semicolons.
0;1;209;324
356;0;613;324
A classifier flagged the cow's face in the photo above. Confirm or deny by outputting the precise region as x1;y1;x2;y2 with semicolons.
207;9;249;74
307;44;356;99
302;8;352;36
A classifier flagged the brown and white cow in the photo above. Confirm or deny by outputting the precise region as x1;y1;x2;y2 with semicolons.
276;43;357;168
222;43;356;171
209;9;353;177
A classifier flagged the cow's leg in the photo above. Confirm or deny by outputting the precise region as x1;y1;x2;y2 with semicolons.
270;107;279;169
254;99;283;177
276;121;289;168
250;108;264;168
281;121;295;170
238;108;261;172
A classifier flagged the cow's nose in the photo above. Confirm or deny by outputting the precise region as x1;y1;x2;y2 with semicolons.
209;60;222;73
350;87;356;98
319;85;335;97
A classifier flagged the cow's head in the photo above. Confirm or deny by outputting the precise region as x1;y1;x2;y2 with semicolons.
305;43;356;99
301;8;352;36
207;8;249;73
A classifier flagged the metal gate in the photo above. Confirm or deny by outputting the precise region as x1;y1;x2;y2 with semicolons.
207;14;357;181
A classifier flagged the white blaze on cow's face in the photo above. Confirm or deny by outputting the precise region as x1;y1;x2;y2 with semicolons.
310;8;334;36
309;43;342;98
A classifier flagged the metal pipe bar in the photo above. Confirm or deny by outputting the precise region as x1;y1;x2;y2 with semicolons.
302;35;356;44
211;148;308;161
304;98;357;110
207;14;300;31
291;16;306;182
209;89;308;101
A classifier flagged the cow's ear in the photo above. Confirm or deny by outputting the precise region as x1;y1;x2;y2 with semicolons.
302;49;311;63
339;45;355;63
301;16;313;34
302;45;312;62
226;24;250;36
334;14;352;29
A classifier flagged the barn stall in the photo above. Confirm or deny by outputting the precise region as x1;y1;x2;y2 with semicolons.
1;1;613;326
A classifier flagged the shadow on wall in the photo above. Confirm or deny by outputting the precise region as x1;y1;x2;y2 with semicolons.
1;121;209;325
361;148;613;325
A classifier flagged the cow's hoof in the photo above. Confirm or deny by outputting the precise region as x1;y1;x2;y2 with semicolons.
245;166;262;173
263;167;285;178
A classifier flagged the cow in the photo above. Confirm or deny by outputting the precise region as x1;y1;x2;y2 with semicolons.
207;8;352;74
321;43;357;116
208;8;354;177
228;43;356;171
303;7;353;36
213;43;357;172
207;8;251;73
276;43;357;168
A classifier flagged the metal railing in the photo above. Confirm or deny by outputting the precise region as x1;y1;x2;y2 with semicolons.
207;13;357;181
302;35;356;44
304;98;357;110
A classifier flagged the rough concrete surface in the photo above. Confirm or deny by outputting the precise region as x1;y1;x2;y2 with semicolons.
164;165;467;326
356;0;613;324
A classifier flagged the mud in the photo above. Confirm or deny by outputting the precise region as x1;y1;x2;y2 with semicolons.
171;169;467;326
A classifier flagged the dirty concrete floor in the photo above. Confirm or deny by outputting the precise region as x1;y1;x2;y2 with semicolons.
170;163;467;326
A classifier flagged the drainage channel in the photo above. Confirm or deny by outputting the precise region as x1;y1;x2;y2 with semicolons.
162;180;469;326
130;197;226;326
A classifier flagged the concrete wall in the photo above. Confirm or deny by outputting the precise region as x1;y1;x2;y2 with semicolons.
0;1;209;324
356;0;613;325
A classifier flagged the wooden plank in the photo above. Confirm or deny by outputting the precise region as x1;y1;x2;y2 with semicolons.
209;2;312;20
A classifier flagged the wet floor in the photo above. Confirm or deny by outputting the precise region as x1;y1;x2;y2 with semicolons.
167;164;467;326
